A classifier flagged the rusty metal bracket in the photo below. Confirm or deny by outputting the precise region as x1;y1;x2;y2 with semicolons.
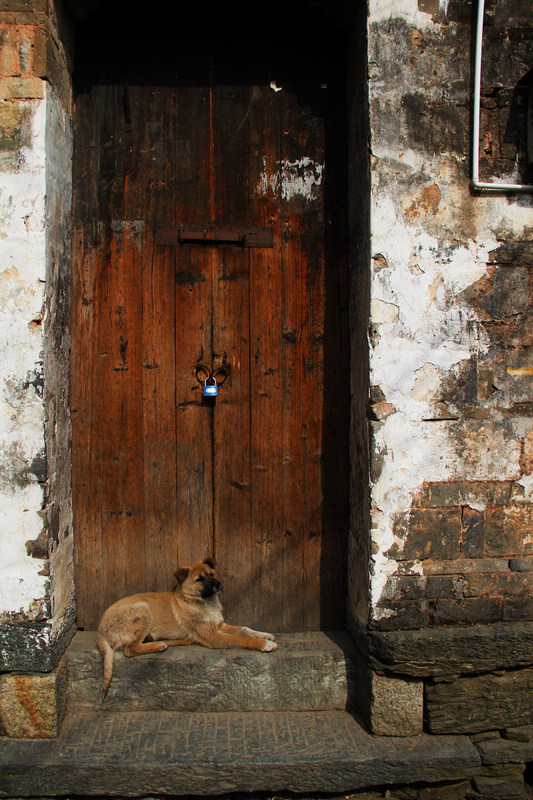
156;226;274;248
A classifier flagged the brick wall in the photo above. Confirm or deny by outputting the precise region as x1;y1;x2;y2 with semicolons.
360;2;533;794
365;0;533;636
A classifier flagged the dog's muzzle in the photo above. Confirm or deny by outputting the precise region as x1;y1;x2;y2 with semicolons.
202;579;222;598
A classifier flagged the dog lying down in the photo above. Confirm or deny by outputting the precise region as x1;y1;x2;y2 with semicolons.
96;558;277;698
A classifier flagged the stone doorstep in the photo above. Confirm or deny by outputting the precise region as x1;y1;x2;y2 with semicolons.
0;709;481;797
67;630;358;712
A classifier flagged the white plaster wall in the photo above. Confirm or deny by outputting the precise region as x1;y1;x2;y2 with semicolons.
367;0;533;615
0;93;49;618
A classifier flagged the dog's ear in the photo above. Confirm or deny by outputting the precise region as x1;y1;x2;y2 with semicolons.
203;557;216;569
174;567;189;583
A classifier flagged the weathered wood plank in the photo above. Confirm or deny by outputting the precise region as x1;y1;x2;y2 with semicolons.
140;86;179;591
279;91;326;631
97;222;145;614
248;86;285;630
173;83;214;566
211;82;253;624
71;222;103;630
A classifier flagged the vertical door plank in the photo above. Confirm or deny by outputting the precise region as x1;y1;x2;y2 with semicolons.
93;86;146;619
211;82;253;622
140;85;179;590
279;92;326;630
71;221;104;629
97;221;145;611
72;91;103;630
173;83;215;567
248;86;285;630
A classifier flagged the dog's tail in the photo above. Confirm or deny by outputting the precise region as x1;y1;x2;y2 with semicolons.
96;633;114;700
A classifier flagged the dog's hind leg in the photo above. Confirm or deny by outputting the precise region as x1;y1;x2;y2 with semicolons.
124;634;170;656
123;621;169;657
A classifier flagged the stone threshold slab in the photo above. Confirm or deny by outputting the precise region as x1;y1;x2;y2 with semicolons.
0;710;480;796
68;630;358;712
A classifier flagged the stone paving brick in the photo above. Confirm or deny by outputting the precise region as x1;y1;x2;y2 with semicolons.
0;710;480;796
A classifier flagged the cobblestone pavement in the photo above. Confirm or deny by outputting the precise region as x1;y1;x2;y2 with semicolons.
0;710;479;797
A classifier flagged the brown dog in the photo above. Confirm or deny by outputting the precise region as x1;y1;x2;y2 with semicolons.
96;558;277;697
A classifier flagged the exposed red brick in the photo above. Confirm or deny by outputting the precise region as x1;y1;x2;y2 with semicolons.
390;508;462;561
466;572;533;598
485;505;533;557
429;597;503;626
418;480;512;508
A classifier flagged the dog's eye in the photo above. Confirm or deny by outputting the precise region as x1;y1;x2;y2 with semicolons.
195;576;204;582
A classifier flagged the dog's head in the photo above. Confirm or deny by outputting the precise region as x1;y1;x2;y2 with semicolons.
174;558;222;599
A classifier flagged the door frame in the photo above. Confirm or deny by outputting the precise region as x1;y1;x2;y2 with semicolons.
67;0;371;634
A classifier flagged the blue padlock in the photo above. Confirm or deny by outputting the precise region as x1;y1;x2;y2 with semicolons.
203;376;218;397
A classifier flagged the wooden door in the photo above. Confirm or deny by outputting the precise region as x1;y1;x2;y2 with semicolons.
71;6;349;632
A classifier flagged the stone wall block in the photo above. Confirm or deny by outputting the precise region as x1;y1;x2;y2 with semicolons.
0;654;67;738
388;780;471;800
426;669;533;734
366;623;533;677
471;764;527;800
502;725;533;742
503;597;533;622
367;671;424;736
473;734;533;765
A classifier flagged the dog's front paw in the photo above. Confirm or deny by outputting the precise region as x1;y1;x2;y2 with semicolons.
157;642;168;652
243;627;275;640
255;630;275;640
261;639;278;652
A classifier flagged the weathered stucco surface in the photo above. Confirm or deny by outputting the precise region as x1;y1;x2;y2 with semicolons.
0;93;48;617
366;0;533;628
0;8;74;670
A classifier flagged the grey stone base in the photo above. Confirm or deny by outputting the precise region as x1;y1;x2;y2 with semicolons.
0;608;76;672
0;710;480;797
68;630;358;712
364;623;533;678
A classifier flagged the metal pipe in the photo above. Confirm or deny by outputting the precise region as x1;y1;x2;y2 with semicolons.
471;0;533;192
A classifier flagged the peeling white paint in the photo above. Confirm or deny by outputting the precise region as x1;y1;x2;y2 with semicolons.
370;414;523;605
411;362;440;402
257;156;323;202
368;149;531;610
369;0;441;28
517;474;533;502
371;297;399;324
0;94;48;616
